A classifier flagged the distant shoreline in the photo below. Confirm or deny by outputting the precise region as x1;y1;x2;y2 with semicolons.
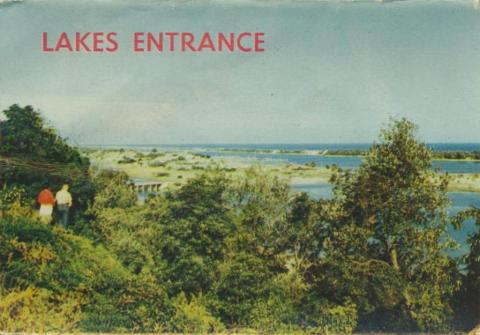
80;146;480;162
82;147;480;193
213;148;480;162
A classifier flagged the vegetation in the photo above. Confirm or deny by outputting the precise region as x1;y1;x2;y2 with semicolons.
0;105;479;333
217;147;480;161
0;104;94;213
319;120;457;331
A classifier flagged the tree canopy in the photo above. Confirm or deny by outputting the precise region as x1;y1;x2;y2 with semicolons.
0;104;93;209
0;109;478;333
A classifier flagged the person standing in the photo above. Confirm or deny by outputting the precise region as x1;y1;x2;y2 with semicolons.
37;184;55;224
55;184;72;228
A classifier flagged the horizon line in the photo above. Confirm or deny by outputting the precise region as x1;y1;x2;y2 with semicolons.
78;142;480;146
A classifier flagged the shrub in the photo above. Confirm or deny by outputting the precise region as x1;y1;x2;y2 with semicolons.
0;185;31;217
250;294;300;333
169;293;224;333
0;287;81;332
92;171;137;210
212;252;274;326
117;156;136;164
308;304;358;335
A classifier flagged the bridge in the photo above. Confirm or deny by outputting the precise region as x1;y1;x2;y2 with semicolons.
130;180;163;193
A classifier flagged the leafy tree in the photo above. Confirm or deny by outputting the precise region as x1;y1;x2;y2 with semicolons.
210;251;275;326
229;168;292;258
91;170;137;211
316;119;458;331
143;172;236;296
0;104;93;210
453;208;480;329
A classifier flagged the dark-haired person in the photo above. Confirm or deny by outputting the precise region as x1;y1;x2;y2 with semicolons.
37;185;55;223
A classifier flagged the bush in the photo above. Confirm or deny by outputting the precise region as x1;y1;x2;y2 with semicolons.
0;215;172;332
117;156;136;164
309;305;358;335
169;293;224;333
0;185;31;217
212;252;274;326
0;287;81;332
250;294;300;333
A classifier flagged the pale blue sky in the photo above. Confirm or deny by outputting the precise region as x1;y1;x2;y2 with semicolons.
0;0;480;144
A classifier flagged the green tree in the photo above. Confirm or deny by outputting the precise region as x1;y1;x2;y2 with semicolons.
0;105;93;215
144;172;236;296
0;104;94;211
317;119;458;331
453;208;480;329
210;251;274;326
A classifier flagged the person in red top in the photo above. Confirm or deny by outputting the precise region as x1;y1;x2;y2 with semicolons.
37;184;55;223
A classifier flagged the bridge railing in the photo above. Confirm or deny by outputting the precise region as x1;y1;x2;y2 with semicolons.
129;182;162;193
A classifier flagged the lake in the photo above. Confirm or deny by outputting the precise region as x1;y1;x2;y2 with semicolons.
197;150;480;174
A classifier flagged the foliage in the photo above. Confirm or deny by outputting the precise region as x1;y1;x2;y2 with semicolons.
0;185;31;217
0;104;94;211
0;110;477;333
452;207;480;329
169;293;224;333
0;287;81;332
307;304;358;335
144;172;235;296
0;214;170;332
249;293;300;333
210;251;275;326
317;119;458;331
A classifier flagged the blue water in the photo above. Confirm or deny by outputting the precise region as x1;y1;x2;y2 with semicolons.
195;150;480;174
147;142;480;152
448;192;480;257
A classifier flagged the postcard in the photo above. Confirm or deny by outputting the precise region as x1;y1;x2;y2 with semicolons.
0;0;479;334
